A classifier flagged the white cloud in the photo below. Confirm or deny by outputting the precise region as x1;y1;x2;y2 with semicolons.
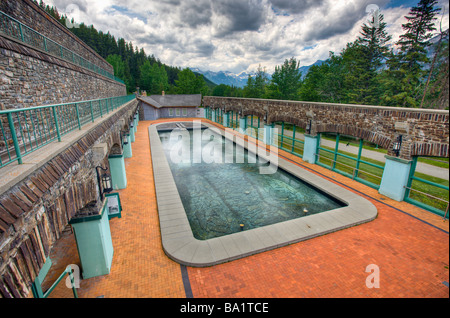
46;0;449;74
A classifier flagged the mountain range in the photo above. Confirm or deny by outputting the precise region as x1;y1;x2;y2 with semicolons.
191;60;325;88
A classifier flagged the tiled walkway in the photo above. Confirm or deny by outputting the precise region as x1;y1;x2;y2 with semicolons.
43;119;449;298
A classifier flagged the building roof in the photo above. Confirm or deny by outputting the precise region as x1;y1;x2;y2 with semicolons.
139;94;202;108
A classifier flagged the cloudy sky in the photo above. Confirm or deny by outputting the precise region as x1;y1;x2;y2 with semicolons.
47;0;449;74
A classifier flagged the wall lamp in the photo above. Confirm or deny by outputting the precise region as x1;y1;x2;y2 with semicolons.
96;166;113;200
121;130;129;145
306;119;312;135
393;135;402;157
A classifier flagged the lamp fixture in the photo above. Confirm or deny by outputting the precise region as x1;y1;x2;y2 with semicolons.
96;166;113;200
306;119;312;135
393;135;402;157
121;130;129;145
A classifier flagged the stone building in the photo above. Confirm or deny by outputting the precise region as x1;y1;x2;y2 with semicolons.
138;93;203;120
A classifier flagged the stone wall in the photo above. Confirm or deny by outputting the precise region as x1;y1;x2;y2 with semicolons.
0;0;113;73
0;100;138;298
203;96;449;160
0;35;126;110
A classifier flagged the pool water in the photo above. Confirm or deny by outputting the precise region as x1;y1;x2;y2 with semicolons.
159;129;346;240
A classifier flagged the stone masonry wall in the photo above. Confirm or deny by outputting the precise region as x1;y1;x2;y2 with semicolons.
0;0;113;73
0;36;126;110
203;96;449;160
0;100;138;298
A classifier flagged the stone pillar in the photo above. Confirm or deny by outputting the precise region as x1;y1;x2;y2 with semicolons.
223;112;231;127
239;117;247;134
264;124;273;145
134;114;138;127
303;134;319;164
108;154;127;189
123;136;132;158
379;156;413;201
130;123;135;142
69;202;114;279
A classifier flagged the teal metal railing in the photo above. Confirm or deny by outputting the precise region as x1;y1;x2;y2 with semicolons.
31;265;78;298
404;157;449;218
0;10;124;85
0;95;135;168
316;133;385;190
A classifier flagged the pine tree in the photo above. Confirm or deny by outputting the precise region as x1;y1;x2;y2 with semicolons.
354;12;392;104
381;0;441;107
265;57;302;100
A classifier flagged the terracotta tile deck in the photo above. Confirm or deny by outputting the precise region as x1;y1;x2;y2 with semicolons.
42;118;449;298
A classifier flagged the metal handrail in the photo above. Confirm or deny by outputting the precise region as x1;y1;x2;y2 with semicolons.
43;265;78;298
404;186;449;220
0;95;135;168
314;153;383;180
0;10;124;84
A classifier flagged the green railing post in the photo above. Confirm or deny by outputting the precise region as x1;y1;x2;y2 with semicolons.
90;101;94;122
291;125;296;152
52;106;62;142
404;156;418;201
18;23;24;41
7;113;22;164
354;138;364;179
75;103;81;130
332;134;340;170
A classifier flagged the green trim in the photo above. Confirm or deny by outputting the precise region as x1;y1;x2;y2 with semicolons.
108;154;124;159
105;192;122;220
385;155;413;164
405;197;447;217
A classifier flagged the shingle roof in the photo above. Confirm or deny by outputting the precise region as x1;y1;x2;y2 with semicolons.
139;94;202;108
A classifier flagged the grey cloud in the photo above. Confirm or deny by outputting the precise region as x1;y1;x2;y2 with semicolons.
178;0;212;28
269;0;325;14
212;0;268;35
303;2;368;41
194;40;216;56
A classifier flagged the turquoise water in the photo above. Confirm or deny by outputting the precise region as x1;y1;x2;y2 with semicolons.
159;129;345;240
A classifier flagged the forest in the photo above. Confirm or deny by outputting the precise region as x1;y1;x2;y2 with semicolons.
37;0;448;109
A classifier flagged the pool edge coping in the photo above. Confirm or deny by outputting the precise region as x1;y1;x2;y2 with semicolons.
149;121;378;267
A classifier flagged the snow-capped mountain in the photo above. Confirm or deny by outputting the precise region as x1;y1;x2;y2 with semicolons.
190;68;253;88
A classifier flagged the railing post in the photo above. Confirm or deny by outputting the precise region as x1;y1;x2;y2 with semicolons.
52;106;62;142
75;103;82;130
354;138;364;179
90;101;94;122
7;113;22;164
18;23;24;42
67;266;78;298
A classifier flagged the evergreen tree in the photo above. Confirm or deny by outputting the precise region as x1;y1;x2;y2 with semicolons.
265;57;302;100
353;12;392;104
381;0;441;107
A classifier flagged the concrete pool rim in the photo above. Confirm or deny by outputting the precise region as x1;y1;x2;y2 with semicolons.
149;121;378;267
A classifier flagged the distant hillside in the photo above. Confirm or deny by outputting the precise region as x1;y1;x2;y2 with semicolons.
299;60;325;79
191;68;253;88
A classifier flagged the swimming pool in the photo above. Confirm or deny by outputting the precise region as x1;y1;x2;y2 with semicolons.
158;127;346;240
150;121;377;267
